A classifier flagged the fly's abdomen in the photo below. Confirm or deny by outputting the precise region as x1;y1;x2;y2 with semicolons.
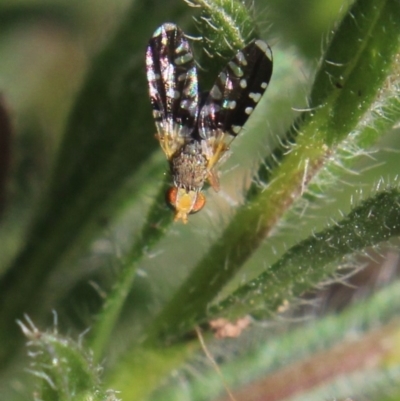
171;143;208;190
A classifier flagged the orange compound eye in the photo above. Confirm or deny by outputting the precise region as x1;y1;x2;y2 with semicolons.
192;192;206;213
166;187;178;207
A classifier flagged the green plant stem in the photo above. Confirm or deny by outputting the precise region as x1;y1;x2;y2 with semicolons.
88;179;173;363
106;343;198;401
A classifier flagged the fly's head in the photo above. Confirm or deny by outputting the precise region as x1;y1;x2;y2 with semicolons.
167;187;206;223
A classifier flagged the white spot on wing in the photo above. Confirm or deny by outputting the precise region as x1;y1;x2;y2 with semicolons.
219;72;227;83
255;40;272;59
210;85;222;100
175;43;186;54
175;53;193;65
249;92;262;103
232;125;241;134
153;23;177;38
228;61;243;77
236;51;247;66
222;100;236;109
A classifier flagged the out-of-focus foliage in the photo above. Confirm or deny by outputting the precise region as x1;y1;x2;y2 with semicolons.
1;1;400;401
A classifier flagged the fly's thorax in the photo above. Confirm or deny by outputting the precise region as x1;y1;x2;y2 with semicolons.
170;141;208;190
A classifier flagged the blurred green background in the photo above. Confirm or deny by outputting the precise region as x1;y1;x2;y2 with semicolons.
1;0;400;399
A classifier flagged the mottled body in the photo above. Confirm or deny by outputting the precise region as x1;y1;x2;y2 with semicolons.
171;141;208;190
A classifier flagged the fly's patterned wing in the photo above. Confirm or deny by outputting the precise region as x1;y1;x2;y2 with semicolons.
198;40;273;170
146;23;199;158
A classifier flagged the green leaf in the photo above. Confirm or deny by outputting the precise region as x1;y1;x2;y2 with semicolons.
18;316;113;401
309;0;400;140
213;187;400;318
